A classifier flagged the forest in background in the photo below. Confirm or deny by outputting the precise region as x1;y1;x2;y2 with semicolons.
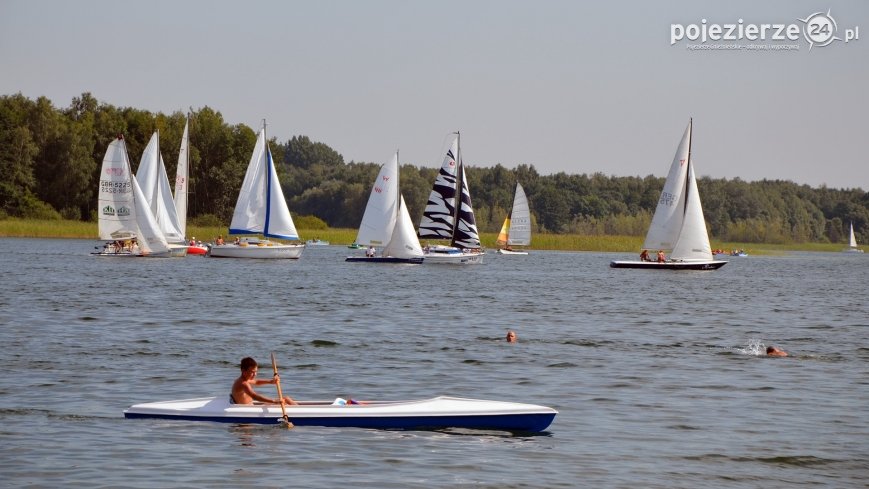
1;92;867;244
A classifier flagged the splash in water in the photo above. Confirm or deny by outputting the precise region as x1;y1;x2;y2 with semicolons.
736;339;766;356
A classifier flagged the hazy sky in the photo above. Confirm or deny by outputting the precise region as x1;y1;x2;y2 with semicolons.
2;0;867;189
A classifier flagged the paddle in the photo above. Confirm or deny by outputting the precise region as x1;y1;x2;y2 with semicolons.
270;352;294;429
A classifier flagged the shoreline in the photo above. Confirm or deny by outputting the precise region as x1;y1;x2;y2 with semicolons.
0;219;854;254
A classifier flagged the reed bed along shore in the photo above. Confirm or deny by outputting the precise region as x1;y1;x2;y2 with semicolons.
0;218;850;254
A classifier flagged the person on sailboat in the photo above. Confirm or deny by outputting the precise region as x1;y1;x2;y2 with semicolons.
656;250;666;263
230;357;298;406
766;346;788;357
366;245;376;258
640;249;650;262
216;235;225;245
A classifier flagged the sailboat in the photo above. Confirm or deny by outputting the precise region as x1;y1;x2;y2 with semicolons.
496;182;531;255
417;132;484;265
346;152;424;264
843;222;864;253
136;131;188;256
207;121;305;259
173;116;205;255
610;119;727;270
93;135;171;257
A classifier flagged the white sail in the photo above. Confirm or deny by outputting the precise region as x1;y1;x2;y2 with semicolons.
507;182;531;246
642;121;692;251
174;117;189;237
355;153;399;246
131;174;170;255
98;137;138;241
136;132;185;244
384;195;424;259
849;222;858;248
670;161;713;261
228;127;299;239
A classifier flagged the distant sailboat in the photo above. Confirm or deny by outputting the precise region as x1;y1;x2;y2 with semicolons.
610;119;727;270
843;222;864;253
136;131;187;256
496;182;531;255
173;116;205;255
347;152;424;264
207;121;305;259
93;135;171;257
418;132;484;265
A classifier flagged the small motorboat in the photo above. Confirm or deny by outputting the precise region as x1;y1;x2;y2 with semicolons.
186;244;208;255
124;395;556;432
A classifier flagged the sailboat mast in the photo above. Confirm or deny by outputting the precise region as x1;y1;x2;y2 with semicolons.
262;118;272;236
451;131;462;247
396;149;401;212
683;118;693;216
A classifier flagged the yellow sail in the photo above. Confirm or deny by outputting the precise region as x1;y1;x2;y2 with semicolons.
496;216;511;245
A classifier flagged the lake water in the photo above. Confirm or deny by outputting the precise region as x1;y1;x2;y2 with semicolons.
1;238;867;488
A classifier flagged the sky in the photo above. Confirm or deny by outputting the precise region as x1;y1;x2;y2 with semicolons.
1;0;867;190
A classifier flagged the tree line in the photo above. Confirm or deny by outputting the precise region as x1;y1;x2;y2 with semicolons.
2;92;867;244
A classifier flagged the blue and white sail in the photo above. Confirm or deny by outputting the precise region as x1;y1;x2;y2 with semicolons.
228;125;299;240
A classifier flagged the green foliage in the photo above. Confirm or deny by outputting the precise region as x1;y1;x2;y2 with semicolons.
1;92;867;246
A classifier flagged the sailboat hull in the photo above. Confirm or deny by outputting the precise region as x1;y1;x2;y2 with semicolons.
345;256;424;264
207;243;304;259
497;249;529;255
610;260;727;270
423;247;485;265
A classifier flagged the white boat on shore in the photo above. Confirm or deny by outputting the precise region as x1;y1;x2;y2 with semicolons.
124;395;557;432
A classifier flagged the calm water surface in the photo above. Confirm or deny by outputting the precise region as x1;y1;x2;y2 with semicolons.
1;238;867;488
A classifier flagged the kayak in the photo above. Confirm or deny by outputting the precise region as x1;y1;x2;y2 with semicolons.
124;396;557;432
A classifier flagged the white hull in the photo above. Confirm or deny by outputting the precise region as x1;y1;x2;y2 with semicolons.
124;395;557;432
207;242;304;259
423;247;484;265
842;248;864;253
497;248;528;255
168;244;189;257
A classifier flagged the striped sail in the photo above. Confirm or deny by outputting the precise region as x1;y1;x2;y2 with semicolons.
418;133;480;249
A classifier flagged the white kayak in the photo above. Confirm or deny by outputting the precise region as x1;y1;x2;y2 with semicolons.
124;395;557;432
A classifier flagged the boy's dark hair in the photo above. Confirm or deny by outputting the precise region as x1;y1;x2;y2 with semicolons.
240;357;258;370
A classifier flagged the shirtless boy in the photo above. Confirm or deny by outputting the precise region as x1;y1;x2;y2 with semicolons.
230;357;298;405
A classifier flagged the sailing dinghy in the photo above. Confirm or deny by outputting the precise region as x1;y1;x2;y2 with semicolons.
418;132;484;264
610;119;726;270
843;222;864;253
173;116;206;255
136;131;188;256
496;182;531;255
93;136;171;257
208;121;304;259
347;152;424;264
124;395;556;432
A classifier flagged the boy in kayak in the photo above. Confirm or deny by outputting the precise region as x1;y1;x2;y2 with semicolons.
231;357;298;405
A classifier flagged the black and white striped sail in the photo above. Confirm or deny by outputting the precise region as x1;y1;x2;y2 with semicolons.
417;134;481;249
